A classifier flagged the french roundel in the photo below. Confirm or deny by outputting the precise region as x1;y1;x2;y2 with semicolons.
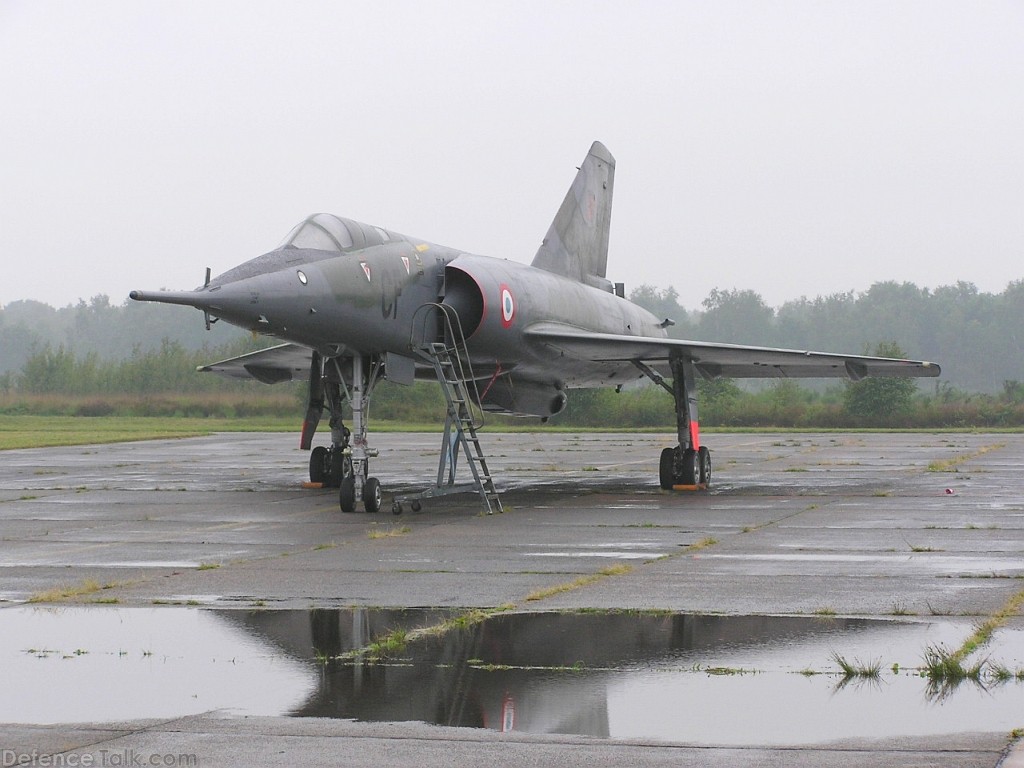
499;284;515;328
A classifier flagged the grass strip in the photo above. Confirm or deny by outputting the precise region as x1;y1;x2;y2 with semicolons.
310;528;722;664
920;586;1024;686
926;442;1006;472
951;586;1024;665
333;607;511;663
27;579;124;603
4;414;1021;451
524;563;633;603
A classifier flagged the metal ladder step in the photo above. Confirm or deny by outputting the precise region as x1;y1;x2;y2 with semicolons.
416;332;502;514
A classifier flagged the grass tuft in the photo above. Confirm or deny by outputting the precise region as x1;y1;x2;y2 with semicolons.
365;628;409;658
367;526;411;540
889;601;916;616
686;537;719;552
922;643;985;682
832;652;882;679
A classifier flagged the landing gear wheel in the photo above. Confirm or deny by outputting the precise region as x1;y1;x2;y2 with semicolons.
309;446;328;484
410;500;422;513
698;446;712;487
391;501;402;516
681;448;699;485
659;447;675;490
327;450;348;488
363;476;382;514
339;475;357;514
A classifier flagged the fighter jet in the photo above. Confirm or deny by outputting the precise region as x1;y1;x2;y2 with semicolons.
130;142;940;515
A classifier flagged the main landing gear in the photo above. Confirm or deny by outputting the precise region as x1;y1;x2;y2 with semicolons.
308;426;351;488
638;353;712;491
659;445;711;489
302;352;385;514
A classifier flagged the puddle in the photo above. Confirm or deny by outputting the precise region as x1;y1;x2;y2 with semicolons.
0;561;202;569
2;606;315;723
2;606;1023;744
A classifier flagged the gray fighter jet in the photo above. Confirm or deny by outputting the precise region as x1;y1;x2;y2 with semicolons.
131;142;939;514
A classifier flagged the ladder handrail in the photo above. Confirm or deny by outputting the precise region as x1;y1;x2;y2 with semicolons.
410;302;486;430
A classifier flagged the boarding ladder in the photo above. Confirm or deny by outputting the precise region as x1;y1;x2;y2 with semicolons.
396;304;502;515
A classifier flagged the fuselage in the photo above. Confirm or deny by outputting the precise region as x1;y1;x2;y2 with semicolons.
131;213;668;414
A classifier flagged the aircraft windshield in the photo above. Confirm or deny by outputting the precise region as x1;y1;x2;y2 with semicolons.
278;214;355;251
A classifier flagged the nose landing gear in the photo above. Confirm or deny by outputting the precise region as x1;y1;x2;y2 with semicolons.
305;353;385;513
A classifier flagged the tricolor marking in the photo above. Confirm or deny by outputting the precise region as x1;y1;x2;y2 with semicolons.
500;284;515;328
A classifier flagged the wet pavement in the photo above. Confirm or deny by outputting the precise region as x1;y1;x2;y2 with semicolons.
1;431;1023;766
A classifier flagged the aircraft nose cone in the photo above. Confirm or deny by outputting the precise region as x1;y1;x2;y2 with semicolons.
129;289;209;308
131;278;280;333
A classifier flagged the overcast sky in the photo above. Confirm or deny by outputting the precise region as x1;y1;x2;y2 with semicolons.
2;0;1021;313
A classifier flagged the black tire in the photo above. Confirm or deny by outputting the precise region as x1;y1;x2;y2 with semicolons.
327;449;347;489
698;446;712;487
681;448;699;485
339;475;357;513
391;501;402;516
309;446;328;484
363;476;382;514
659;447;676;490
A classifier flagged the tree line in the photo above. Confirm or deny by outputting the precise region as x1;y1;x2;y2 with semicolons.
4;337;1023;428
0;295;245;378
4;279;1022;393
630;279;1024;393
2;279;1023;427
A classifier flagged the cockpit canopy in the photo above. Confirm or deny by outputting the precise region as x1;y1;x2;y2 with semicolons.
277;213;393;252
207;214;396;289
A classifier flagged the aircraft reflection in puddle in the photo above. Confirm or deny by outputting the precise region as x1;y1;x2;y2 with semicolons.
215;608;1024;743
7;606;1022;743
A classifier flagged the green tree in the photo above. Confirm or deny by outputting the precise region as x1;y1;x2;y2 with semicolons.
629;285;690;336
17;345;77;394
697;377;742;424
843;341;919;426
1001;380;1024;405
697;288;776;345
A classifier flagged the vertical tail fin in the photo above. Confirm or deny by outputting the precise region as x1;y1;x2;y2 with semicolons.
531;141;615;289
